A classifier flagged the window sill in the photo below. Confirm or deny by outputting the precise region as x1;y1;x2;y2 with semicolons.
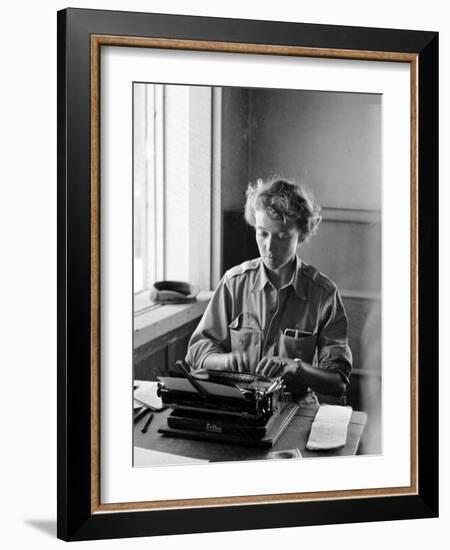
133;290;213;350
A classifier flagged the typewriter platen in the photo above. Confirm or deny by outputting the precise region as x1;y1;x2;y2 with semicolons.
156;362;299;447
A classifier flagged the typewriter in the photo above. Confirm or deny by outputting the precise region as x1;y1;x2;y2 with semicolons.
156;361;299;447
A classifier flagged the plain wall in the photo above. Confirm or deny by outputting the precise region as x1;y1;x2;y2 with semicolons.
221;87;250;211
248;89;382;210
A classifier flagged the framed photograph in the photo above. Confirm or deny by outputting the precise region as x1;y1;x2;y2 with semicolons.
57;8;438;541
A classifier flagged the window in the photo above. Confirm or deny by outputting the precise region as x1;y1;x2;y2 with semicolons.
133;83;221;311
133;83;165;294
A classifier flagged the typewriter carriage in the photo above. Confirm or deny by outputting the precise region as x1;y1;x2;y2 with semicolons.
156;365;299;447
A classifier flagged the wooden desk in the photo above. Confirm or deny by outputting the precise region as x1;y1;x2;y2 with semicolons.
134;405;367;465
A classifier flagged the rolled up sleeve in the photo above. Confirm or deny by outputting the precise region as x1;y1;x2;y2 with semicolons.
317;288;353;384
185;276;232;368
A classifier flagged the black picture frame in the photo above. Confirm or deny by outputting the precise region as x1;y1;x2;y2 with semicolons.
57;7;438;541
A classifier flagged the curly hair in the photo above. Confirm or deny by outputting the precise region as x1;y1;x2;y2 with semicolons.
244;175;322;243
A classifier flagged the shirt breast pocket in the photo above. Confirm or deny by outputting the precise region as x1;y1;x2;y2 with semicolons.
278;329;317;364
228;312;262;370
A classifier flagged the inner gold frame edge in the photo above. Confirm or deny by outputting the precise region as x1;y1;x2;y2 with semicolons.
89;35;419;514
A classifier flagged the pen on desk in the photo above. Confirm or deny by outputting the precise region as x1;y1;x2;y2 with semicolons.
141;412;154;433
133;406;150;423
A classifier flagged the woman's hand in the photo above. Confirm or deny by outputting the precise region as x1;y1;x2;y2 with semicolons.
255;356;300;378
257;357;347;397
202;352;250;373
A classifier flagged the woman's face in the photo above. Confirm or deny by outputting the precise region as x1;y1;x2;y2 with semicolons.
254;209;301;273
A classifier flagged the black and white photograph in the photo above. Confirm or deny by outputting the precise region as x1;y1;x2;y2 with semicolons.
0;0;445;542
132;83;382;467
51;4;439;543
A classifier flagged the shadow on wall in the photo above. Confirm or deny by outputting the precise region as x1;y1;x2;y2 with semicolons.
357;300;382;454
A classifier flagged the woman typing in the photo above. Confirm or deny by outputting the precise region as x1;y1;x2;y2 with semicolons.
185;176;352;403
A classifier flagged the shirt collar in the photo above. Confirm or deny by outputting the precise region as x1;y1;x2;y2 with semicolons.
252;255;306;299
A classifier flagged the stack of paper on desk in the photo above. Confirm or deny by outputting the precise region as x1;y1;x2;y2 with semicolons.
306;405;353;450
134;380;164;410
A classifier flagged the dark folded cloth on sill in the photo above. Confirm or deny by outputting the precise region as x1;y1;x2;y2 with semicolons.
150;281;200;304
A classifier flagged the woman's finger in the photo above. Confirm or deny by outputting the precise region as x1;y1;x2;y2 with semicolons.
227;353;238;371
261;358;276;377
268;362;285;377
236;354;245;373
242;352;250;373
262;361;274;377
264;360;287;377
255;357;268;374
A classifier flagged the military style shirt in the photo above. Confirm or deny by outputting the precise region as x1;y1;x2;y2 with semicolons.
185;255;352;391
